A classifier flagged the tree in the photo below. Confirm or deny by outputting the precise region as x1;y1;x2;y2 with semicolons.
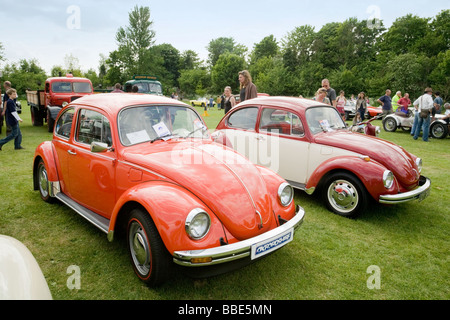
180;50;202;70
250;35;279;63
211;53;246;94
178;68;211;97
206;37;247;67
1;59;47;94
281;25;316;71
107;5;156;81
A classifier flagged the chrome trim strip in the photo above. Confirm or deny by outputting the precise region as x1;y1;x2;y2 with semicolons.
173;205;305;267
379;176;431;204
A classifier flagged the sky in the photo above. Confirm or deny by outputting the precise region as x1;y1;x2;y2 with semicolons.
0;0;448;74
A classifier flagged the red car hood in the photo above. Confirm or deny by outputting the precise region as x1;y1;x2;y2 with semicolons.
314;131;419;189
122;140;273;240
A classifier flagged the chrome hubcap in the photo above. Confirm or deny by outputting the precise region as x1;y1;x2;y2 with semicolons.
328;180;359;213
129;221;150;276
39;165;49;198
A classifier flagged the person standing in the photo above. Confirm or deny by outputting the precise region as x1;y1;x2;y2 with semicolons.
238;70;257;102
412;88;434;142
377;89;393;118
111;83;124;93
0;88;24;151
355;92;367;121
433;91;443;114
223;86;236;114
336;90;347;120
312;88;331;105
392;91;402;111
321;79;336;108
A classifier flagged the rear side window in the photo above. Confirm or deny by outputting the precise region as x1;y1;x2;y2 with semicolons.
227;107;258;130
55;108;75;138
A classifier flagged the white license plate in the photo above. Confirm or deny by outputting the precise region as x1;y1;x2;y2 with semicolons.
251;228;294;260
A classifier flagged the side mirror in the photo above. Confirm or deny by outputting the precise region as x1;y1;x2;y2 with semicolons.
90;141;111;153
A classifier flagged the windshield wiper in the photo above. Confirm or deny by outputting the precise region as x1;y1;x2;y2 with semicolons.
185;126;206;138
150;133;174;143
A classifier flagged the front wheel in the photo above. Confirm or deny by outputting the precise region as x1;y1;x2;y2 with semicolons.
37;159;54;203
126;208;171;286
383;117;397;132
322;172;368;218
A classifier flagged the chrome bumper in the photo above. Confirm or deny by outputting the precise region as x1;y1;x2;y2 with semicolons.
379;176;431;204
173;205;305;267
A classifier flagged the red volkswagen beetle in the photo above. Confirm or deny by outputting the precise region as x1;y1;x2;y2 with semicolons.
214;96;431;218
33;93;305;286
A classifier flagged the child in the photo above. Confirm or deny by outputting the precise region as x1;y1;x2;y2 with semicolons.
0;88;24;150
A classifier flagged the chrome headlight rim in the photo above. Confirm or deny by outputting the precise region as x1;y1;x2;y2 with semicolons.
415;158;422;173
383;170;394;189
278;182;294;207
185;208;211;241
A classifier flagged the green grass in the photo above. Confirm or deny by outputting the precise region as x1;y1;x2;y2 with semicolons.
0;101;448;300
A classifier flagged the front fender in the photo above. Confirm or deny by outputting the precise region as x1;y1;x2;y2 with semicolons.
109;181;226;254
305;156;399;201
33;141;59;191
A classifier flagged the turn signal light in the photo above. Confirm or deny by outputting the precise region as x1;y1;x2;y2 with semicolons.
191;257;212;264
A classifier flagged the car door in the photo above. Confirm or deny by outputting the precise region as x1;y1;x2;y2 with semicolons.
66;108;116;217
257;107;309;187
53;107;76;193
221;107;261;164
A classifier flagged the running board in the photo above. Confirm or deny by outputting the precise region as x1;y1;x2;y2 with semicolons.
55;193;110;234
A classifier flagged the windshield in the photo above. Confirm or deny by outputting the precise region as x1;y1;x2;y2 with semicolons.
51;81;92;93
118;105;209;146
73;82;92;93
306;106;346;135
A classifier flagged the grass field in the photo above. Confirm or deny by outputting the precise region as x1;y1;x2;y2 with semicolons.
0;101;448;300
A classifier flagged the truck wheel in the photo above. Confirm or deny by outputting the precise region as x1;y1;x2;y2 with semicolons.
37;159;54;203
127;208;171;286
383;117;397;132
430;122;448;139
322;172;368;218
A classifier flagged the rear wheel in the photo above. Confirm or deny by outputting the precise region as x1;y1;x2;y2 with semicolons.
126;208;171;286
322;172;368;218
430;122;448;139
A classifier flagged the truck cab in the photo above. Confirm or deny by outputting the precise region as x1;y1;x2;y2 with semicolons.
124;75;163;95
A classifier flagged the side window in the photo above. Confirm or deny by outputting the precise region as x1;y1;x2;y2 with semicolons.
76;109;112;147
227;107;258;130
259;108;304;136
55;108;75;139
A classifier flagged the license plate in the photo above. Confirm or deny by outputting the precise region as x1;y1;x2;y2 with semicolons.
251;228;294;260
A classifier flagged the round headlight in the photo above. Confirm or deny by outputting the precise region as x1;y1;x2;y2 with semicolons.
383;170;394;189
416;158;422;173
185;209;211;240
278;183;294;207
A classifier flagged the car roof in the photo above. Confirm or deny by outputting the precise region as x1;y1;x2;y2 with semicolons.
237;96;327;112
47;77;91;82
69;93;188;114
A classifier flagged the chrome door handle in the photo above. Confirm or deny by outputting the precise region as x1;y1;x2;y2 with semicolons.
256;135;265;141
68;150;77;155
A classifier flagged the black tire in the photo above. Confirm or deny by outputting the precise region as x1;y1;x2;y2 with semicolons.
126;208;171;286
430;122;448;139
322;172;368;218
37;159;54;203
383;117;397;132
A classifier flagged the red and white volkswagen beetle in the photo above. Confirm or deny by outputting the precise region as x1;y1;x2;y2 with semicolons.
33;93;305;286
214;96;431;218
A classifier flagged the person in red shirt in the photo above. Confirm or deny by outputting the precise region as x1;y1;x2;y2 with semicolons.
396;93;411;116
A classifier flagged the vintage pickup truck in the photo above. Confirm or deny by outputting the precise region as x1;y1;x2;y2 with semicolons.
26;74;93;132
